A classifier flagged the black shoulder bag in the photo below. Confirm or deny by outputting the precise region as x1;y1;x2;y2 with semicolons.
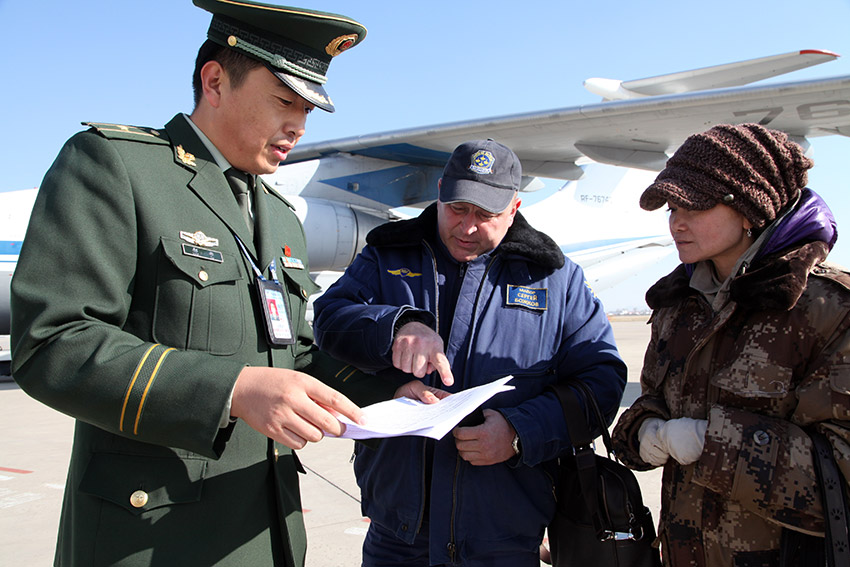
548;381;661;567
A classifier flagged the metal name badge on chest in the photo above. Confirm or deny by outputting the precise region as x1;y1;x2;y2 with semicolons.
180;230;224;262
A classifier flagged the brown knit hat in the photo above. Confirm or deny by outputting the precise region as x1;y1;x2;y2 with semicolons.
639;123;813;227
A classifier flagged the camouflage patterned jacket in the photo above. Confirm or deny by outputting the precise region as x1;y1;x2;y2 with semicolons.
612;240;850;567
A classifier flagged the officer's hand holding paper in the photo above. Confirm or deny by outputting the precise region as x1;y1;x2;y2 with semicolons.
333;376;514;440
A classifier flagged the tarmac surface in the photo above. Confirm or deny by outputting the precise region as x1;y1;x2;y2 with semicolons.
0;316;661;566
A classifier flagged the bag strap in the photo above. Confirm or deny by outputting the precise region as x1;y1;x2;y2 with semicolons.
810;430;850;567
571;380;615;456
550;381;611;537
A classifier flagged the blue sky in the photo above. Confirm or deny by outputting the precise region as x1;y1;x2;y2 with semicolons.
2;0;850;309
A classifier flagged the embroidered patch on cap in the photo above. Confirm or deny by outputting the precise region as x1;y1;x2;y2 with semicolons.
469;150;495;175
506;285;547;311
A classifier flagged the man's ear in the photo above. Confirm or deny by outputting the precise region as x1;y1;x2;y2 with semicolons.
507;197;521;226
199;60;226;109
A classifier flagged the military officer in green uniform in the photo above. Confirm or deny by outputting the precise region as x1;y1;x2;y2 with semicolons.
10;1;438;565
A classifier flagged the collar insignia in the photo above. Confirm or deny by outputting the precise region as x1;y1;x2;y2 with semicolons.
180;230;219;248
176;145;196;167
387;268;422;278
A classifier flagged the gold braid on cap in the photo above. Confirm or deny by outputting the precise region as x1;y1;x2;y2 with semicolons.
227;34;327;84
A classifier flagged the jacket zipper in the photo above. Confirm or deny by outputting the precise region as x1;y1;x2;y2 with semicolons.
415;240;439;539
422;240;440;339
447;254;498;562
448;454;462;563
414;439;427;536
462;255;498;363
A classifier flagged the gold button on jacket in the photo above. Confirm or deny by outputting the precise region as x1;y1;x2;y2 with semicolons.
130;490;148;508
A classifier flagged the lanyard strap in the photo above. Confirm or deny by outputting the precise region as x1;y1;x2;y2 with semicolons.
233;233;279;284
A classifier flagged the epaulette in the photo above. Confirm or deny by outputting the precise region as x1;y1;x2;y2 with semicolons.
83;122;169;144
812;261;850;292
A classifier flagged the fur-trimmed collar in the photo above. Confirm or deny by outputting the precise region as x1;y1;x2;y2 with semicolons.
366;203;565;270
646;241;830;311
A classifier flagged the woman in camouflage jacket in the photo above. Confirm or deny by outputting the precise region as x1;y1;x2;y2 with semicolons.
612;123;850;567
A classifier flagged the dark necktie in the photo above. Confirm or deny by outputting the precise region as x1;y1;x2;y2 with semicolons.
225;168;254;238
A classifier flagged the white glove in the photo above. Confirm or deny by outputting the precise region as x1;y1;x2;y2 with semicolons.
638;417;669;466
658;417;708;466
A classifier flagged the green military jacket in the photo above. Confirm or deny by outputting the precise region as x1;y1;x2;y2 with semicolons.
11;114;395;566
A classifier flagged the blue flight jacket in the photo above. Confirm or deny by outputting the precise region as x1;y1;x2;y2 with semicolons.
314;205;626;564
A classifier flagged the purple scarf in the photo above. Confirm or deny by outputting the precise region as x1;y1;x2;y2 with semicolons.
757;188;838;258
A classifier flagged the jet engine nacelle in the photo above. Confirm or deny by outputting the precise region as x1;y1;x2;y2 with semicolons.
285;196;395;272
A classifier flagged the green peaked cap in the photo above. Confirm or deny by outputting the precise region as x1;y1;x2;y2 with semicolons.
193;0;367;112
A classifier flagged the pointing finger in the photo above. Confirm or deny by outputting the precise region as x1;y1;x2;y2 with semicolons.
431;352;454;386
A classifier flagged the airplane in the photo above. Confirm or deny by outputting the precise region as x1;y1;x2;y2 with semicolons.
2;49;850;375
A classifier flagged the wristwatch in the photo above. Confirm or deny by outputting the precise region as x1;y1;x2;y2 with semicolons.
511;433;521;456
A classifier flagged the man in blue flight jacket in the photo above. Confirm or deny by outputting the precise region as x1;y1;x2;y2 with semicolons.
314;139;627;567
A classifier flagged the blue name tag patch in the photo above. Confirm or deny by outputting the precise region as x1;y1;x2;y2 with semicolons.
506;285;547;311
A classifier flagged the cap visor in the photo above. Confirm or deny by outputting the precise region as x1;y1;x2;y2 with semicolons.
440;178;515;213
271;68;335;113
640;181;715;212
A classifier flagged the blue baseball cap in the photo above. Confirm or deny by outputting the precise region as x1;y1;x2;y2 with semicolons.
439;139;522;213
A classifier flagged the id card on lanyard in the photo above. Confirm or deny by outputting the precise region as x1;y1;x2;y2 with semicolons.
235;236;295;345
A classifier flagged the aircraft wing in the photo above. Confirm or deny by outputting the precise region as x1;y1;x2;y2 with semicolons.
287;73;850;178
586;49;841;99
566;236;675;292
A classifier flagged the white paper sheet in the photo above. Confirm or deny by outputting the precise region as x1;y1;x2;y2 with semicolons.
334;376;515;440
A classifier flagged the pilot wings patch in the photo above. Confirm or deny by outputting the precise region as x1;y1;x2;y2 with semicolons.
387;268;422;278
